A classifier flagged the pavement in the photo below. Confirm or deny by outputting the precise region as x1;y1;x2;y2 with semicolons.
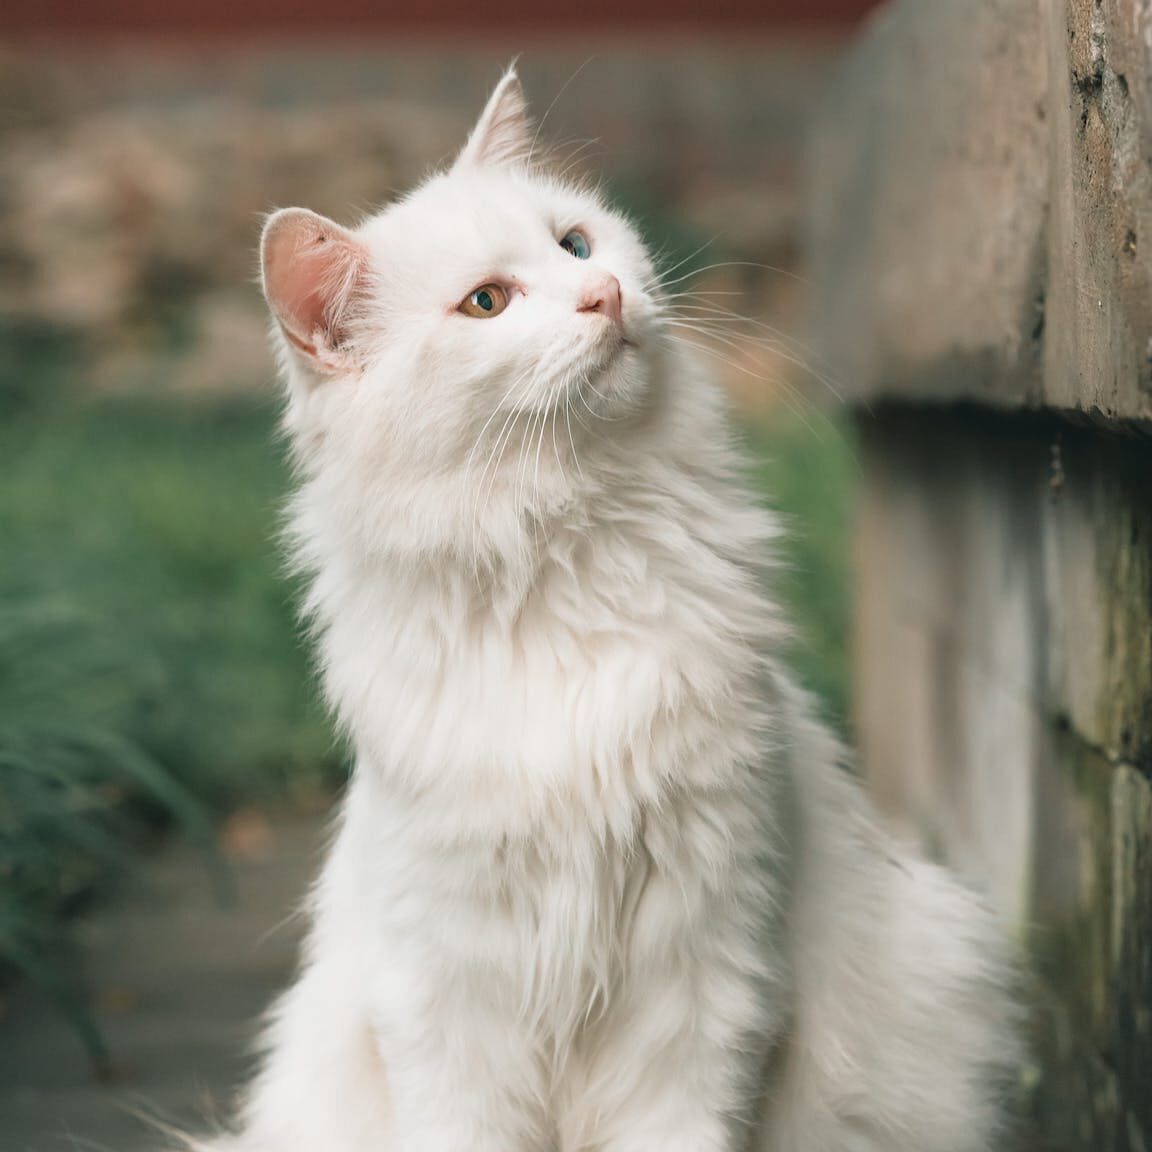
0;814;325;1152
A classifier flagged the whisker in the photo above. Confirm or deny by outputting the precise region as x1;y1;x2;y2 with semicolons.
581;376;624;417
660;309;849;406
526;383;560;566
655;258;810;293
534;382;558;507
472;364;543;558
465;362;537;478
529;58;595;169
515;393;545;515
649;235;719;286
569;384;601;437
663;325;829;443
550;380;568;486
661;297;843;380
563;382;585;482
656;289;747;301
468;363;535;504
552;138;605;185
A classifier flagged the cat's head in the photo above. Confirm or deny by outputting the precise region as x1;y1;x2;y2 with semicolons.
261;68;667;570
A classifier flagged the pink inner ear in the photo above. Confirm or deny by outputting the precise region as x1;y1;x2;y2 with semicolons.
262;210;366;358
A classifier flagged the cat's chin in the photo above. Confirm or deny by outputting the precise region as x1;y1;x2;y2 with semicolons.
586;338;650;412
512;333;642;420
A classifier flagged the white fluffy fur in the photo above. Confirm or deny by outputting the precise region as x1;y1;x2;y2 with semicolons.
211;68;1019;1152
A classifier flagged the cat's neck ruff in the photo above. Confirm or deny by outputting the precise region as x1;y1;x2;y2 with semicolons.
292;381;783;840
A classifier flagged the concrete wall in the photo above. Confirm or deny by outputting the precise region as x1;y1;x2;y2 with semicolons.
810;1;1152;1146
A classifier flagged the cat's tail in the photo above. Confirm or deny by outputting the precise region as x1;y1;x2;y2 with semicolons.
762;705;1023;1152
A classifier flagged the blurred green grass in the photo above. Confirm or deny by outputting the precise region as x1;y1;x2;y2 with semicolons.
0;392;335;1058
0;384;853;1056
746;415;857;731
1;397;334;800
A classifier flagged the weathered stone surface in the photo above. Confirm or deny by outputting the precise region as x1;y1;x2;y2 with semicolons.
809;0;1050;409
1112;766;1152;1142
811;0;1152;422
853;410;1152;1149
818;2;1152;1144
1044;0;1152;420
1029;760;1152;1149
1039;428;1152;767
854;412;1045;924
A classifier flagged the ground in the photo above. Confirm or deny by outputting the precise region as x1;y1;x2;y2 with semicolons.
0;815;321;1152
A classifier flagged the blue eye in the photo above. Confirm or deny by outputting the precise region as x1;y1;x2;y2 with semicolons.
560;230;591;259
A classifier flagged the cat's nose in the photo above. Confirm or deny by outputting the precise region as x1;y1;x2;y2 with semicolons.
577;272;623;326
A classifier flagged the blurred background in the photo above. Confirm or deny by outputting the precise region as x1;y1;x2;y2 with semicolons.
0;3;876;1147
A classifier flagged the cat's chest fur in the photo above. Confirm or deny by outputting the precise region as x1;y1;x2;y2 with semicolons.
330;709;784;1056
314;510;774;840
305;485;787;1039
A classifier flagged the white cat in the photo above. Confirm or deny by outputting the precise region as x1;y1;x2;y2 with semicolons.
214;68;1018;1152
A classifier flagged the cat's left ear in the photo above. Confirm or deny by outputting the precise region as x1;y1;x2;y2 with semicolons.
454;66;533;171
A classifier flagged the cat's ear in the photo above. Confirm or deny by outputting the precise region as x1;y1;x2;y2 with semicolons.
260;207;369;374
454;66;533;171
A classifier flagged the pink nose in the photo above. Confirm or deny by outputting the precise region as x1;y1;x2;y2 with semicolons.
577;272;623;326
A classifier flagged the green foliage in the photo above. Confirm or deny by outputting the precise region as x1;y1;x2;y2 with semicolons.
0;395;337;1053
745;412;857;733
0;599;215;1067
1;397;335;798
0;319;86;419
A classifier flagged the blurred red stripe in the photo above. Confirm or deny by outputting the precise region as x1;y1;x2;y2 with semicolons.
1;0;881;36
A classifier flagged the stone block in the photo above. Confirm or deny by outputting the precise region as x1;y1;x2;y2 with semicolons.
854;413;1044;924
1044;0;1152;420
1112;766;1152;1142
853;410;1152;1149
1029;761;1152;1149
809;0;1050;408
823;4;1152;1143
1040;430;1152;768
811;0;1152;422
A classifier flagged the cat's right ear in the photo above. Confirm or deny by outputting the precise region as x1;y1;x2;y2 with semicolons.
454;66;532;171
260;208;369;376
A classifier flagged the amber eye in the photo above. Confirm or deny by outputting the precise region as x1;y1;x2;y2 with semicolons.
459;283;509;318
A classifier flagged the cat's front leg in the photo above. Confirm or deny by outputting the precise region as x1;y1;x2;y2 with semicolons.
564;876;786;1152
576;973;773;1152
369;953;550;1152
